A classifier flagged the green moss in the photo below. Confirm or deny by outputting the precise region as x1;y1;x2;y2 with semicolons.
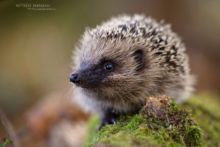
85;94;220;147
183;94;220;147
141;96;202;146
185;126;203;146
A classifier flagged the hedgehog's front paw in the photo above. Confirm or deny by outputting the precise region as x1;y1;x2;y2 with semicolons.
97;109;117;130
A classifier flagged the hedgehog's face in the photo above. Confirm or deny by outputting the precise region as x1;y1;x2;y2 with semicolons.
70;37;147;99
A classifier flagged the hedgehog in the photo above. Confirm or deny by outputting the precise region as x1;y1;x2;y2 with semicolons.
70;14;194;129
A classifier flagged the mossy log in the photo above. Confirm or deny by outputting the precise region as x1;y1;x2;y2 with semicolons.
85;94;220;147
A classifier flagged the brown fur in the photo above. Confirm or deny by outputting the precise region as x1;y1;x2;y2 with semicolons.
71;14;194;114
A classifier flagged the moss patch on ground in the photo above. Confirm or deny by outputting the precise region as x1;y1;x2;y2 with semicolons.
85;94;220;147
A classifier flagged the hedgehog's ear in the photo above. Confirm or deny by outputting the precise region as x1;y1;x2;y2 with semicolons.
132;49;145;71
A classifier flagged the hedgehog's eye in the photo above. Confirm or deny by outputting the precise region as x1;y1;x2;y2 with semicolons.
103;62;113;71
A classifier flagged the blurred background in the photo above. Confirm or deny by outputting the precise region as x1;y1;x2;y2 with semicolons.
0;0;220;146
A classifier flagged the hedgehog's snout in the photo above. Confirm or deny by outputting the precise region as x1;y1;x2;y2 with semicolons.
70;66;107;89
70;71;86;88
70;59;116;88
70;73;80;84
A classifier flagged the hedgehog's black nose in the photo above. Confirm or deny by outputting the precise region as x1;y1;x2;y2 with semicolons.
70;73;80;83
